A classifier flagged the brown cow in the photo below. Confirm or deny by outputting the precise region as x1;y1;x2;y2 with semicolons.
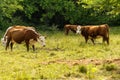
64;24;79;35
1;26;46;51
76;24;109;45
1;25;36;42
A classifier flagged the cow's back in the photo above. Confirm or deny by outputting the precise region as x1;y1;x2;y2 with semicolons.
65;24;77;29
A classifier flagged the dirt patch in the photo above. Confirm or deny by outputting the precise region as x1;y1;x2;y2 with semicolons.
41;58;120;66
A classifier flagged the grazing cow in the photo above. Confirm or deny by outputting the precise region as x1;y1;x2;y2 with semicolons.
1;26;46;51
64;24;80;35
76;24;109;45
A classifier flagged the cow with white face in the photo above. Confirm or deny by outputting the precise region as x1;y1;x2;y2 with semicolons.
64;24;81;35
38;35;46;47
1;37;7;46
76;25;82;34
1;25;46;51
76;24;109;45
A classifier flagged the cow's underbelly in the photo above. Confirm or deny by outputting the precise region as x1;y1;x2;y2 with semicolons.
71;29;76;33
11;39;24;44
89;35;101;39
12;38;37;45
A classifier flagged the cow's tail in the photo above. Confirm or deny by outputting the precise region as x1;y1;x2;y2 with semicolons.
105;24;110;44
105;24;109;38
3;26;13;40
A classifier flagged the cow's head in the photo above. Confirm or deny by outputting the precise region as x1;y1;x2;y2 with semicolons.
1;36;7;46
38;35;46;47
76;25;82;34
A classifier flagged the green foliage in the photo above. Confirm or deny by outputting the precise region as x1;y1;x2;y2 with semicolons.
79;0;120;25
78;65;87;73
22;0;39;19
0;0;120;30
0;0;23;19
39;0;79;24
0;0;23;30
104;64;117;71
86;65;98;79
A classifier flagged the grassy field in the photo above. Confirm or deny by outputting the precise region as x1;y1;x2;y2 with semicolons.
0;27;120;80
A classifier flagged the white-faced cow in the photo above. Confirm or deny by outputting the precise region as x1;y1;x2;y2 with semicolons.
76;24;109;45
1;25;46;51
64;24;80;35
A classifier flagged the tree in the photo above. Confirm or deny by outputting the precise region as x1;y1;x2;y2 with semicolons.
0;0;23;30
0;0;120;30
80;0;120;25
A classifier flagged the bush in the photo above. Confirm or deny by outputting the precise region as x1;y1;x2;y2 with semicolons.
104;64;117;71
78;65;87;73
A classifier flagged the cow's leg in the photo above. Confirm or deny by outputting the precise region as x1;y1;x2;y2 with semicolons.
25;41;29;52
91;38;95;45
85;36;88;43
5;42;9;50
65;29;69;35
10;42;14;51
5;39;10;50
105;37;109;45
71;30;76;33
102;36;109;45
106;37;109;45
32;45;35;51
102;37;105;43
102;36;108;44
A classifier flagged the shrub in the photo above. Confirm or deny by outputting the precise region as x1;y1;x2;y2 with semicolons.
105;64;117;71
78;65;87;73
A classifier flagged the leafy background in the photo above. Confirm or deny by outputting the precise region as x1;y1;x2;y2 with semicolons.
0;0;120;30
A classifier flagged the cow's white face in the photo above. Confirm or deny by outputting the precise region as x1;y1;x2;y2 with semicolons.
76;25;81;34
38;36;46;47
1;37;7;46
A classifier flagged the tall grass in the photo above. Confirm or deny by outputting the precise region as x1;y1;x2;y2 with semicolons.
0;27;120;80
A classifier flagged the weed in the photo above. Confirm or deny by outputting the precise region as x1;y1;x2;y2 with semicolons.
104;64;117;71
78;65;87;74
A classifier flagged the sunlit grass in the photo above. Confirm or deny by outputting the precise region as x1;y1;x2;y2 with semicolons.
0;27;120;79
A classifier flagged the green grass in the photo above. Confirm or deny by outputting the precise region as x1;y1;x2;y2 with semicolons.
0;27;120;80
